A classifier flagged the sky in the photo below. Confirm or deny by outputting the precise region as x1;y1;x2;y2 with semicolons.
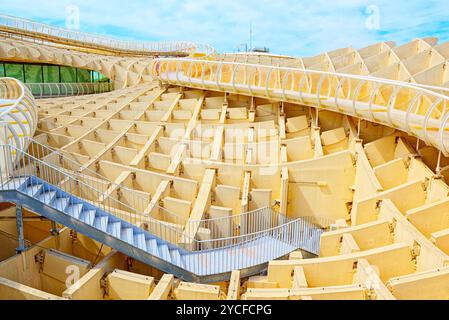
1;0;449;57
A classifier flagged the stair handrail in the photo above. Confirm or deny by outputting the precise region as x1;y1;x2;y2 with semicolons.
1;142;327;255
27;137;301;236
194;214;326;254
25;137;188;226
1;142;193;244
0;144;326;278
26;137;327;248
3;143;281;247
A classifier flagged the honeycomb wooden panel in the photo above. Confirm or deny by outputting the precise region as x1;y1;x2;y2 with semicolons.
387;266;449;299
107;269;155;300
267;243;415;288
320;220;393;257
242;285;368;300
174;282;222;300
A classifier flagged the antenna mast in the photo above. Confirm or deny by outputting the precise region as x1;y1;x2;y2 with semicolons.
249;21;252;52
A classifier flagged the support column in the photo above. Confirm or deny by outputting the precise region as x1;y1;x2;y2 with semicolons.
51;220;60;249
181;169;216;249
280;167;289;215
311;109;323;158
15;205;26;254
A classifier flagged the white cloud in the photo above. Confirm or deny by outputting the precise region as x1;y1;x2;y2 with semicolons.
1;0;448;56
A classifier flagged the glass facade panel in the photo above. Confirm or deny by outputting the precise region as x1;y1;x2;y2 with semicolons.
60;66;77;83
5;64;25;82
92;71;100;82
77;68;91;82
43;65;60;83
98;72;109;82
24;64;43;83
1;62;110;84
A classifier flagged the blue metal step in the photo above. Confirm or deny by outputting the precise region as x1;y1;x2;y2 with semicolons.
53;197;70;211
170;249;184;268
37;190;57;204
23;184;43;197
66;203;83;219
120;227;134;244
158;244;171;262
93;215;108;232
107;221;121;238
79;210;96;225
133;233;147;251
146;238;159;257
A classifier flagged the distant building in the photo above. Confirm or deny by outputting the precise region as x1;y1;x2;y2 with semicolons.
252;46;270;53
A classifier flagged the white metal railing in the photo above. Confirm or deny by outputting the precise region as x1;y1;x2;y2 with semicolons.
185;214;326;276
151;58;449;156
0;140;327;256
215;54;449;95
25;82;113;98
187;206;331;251
0;14;216;56
2;141;194;233
194;206;289;243
0;142;194;244
217;52;300;67
25;137;187;227
26;137;328;249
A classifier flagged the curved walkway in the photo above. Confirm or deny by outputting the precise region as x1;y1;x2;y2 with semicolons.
0;14;215;57
151;58;449;156
0;77;37;163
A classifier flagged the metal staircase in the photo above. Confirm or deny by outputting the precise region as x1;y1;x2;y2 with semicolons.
0;142;325;283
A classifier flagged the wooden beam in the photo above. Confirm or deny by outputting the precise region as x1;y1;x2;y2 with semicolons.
184;95;205;138
160;94;182;122
311;110;324;158
0;276;65;300
280;167;289;215
278;114;286;140
241;171;251;213
166;94;205;174
97;170;131;203
61;87;158;152
226;270;241;300
63;251;125;300
83;124;135;169
181;169;216;248
210;126;224;162
355;259;396;300
220;102;228;124
292;266;308;289
166;143;187;175
130;126;164;168
147;274;174;300
143;180;171;216
340;233;361;254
